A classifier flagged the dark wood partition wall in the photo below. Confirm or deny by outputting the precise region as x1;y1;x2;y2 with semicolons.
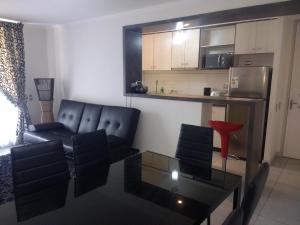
123;28;142;94
123;1;300;96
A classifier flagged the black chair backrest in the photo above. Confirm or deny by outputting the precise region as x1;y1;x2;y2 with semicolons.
241;162;270;225
15;181;68;222
11;140;70;197
74;163;110;197
176;124;213;168
72;129;109;176
222;208;244;225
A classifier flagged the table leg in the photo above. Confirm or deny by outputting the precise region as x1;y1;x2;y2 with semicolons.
233;181;242;209
207;215;210;225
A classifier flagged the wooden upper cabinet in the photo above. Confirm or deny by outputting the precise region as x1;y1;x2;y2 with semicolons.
235;22;257;54
171;31;185;69
142;32;172;71
184;29;200;68
153;32;172;70
142;34;154;70
235;20;277;54
255;20;276;53
172;29;200;69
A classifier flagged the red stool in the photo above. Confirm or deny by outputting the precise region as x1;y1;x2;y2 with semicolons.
208;120;243;171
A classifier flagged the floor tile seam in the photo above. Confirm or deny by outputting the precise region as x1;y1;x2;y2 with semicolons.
256;168;283;217
257;215;294;225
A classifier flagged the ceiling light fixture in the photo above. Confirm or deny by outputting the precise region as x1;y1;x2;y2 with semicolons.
175;22;184;30
177;200;183;204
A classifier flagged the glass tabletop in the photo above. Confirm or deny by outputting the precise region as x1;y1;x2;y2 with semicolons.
0;151;242;225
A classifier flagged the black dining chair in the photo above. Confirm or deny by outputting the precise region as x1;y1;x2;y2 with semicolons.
222;208;244;225
72;129;110;177
221;162;269;225
14;181;68;222
11;140;70;197
176;124;213;168
74;163;110;197
241;162;269;225
176;124;213;225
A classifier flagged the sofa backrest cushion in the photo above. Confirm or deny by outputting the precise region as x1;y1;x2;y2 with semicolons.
78;104;103;134
57;100;85;133
97;106;140;146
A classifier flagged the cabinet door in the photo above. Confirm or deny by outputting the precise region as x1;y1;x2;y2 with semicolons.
184;29;200;68
212;106;226;148
142;34;154;70
171;31;185;69
255;20;276;53
153;32;172;70
235;22;256;54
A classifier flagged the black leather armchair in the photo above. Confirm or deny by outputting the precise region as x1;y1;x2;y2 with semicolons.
24;99;141;163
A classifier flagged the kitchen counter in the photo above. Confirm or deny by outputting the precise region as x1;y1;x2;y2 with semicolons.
125;92;265;105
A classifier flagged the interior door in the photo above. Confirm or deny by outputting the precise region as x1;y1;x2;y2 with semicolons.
284;22;300;159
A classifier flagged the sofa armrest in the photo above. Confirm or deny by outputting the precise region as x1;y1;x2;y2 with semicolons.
28;122;64;132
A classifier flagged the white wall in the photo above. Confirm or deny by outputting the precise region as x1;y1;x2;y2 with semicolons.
54;0;286;158
24;24;50;124
23;24;62;123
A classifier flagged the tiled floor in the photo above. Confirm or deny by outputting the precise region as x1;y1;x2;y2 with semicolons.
202;153;300;225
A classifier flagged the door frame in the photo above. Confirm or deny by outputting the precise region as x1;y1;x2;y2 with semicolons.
282;19;300;157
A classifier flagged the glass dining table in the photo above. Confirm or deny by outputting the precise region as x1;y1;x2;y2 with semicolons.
0;151;242;225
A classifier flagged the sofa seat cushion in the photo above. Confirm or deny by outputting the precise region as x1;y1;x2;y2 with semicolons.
50;129;75;138
107;135;126;148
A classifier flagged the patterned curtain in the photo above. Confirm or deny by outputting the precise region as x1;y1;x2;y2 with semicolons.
0;21;31;144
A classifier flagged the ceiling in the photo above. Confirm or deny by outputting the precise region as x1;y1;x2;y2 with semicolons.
0;0;179;24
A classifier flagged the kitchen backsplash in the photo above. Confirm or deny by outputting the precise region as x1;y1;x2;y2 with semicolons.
142;70;229;95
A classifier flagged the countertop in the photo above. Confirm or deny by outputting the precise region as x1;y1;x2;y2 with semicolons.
125;92;265;105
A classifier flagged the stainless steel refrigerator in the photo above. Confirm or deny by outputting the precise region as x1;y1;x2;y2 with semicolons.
227;66;272;159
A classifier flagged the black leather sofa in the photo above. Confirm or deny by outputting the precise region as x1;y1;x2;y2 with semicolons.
24;99;141;163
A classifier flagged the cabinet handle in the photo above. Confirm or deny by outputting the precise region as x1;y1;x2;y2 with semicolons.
244;60;253;66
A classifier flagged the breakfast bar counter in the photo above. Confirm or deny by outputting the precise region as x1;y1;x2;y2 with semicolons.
126;92;266;191
125;93;264;105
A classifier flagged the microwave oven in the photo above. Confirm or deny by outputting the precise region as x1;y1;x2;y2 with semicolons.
202;54;233;69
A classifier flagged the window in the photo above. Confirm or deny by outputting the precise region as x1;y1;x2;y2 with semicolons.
0;91;18;147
